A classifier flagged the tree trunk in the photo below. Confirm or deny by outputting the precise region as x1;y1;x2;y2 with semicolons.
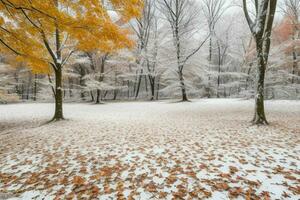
96;89;100;104
127;80;130;99
209;36;212;62
21;83;25;99
144;75;148;93
113;90;118;100
69;78;73;98
135;69;143;99
150;79;155;101
33;74;37;101
242;0;277;125
26;73;32;100
90;91;94;102
51;12;64;121
96;55;106;104
292;50;297;84
252;48;268;125
179;70;188;101
52;67;64;121
156;76;160;100
148;76;155;101
79;65;86;100
217;43;221;98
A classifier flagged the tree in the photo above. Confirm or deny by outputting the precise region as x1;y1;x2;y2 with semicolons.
0;0;143;121
131;0;156;100
242;0;277;125
0;59;19;103
159;0;209;101
202;0;227;62
280;0;300;84
267;11;300;99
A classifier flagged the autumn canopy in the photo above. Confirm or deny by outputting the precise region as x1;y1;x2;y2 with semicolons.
0;0;143;120
0;0;143;73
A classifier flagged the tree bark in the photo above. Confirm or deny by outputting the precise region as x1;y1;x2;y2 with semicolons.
127;80;130;99
217;42;221;98
135;69;143;99
156;76;160;100
96;55;107;104
51;8;64;121
209;36;212;62
69;78;73;98
292;50;297;84
52;67;64;121
243;0;277;125
96;89;101;104
113;90;118;100
78;65;86;100
179;70;188;101
33;74;37;101
149;76;155;101
252;47;268;124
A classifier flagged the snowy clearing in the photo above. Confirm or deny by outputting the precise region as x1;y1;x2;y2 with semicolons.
0;99;299;200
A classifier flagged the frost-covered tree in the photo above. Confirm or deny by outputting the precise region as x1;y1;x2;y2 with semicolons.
131;0;156;99
279;0;300;85
242;0;278;125
202;0;227;62
158;0;209;101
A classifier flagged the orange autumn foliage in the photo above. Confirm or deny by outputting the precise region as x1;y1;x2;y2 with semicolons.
273;15;300;55
274;17;295;42
0;0;143;73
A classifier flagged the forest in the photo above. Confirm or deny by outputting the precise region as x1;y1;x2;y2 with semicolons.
0;0;299;200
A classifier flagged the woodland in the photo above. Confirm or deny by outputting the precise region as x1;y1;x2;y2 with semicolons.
0;0;299;200
0;0;299;123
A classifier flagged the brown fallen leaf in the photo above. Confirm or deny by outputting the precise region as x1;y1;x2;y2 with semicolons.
284;175;297;180
99;166;114;177
261;191;270;200
219;173;231;179
288;185;300;195
214;182;229;191
146;182;157;192
173;191;186;199
229;187;243;198
159;191;168;198
59;176;68;185
91;185;100;196
72;176;85;186
229;166;239;174
79;167;87;174
166;175;177;185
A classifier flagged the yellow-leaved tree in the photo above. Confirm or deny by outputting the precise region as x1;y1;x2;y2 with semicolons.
0;0;143;121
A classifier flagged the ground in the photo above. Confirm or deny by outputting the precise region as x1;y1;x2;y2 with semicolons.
0;99;299;200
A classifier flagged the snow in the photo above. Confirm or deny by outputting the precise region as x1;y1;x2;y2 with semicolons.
0;99;299;199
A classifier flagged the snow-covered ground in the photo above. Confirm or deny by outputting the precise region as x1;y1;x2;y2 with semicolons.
0;99;299;200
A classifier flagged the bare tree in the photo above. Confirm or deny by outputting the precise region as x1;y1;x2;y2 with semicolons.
202;0;227;97
216;31;230;98
131;0;156;99
243;0;277;124
159;0;209;101
280;0;300;84
146;17;159;100
202;0;227;62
